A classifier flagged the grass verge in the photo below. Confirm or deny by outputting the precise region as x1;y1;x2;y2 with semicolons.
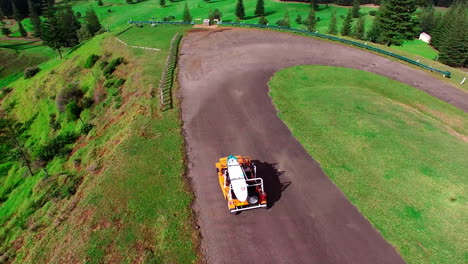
269;65;467;264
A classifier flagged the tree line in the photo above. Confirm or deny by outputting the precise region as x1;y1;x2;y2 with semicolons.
279;0;456;7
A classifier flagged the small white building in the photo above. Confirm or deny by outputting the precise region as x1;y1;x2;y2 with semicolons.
419;32;431;43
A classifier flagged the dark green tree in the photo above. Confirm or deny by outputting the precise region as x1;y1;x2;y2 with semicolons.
353;16;365;39
352;0;360;18
438;1;467;67
235;0;245;19
98;0;103;6
276;10;290;28
12;0;22;22
379;0;417;46
328;10;337;34
58;5;80;47
159;0;165;7
341;8;353;36
209;9;222;21
255;0;264;17
431;1;462;50
0;111;33;176
418;4;436;34
304;8;316;32
28;0;41;37
41;3;64;58
259;15;268;25
1;26;11;37
367;15;382;42
310;0;319;11
85;8;102;35
295;14;302;24
77;23;93;42
183;2;192;22
18;21;27;37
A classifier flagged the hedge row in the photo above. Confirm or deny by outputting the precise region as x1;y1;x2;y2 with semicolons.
159;32;182;111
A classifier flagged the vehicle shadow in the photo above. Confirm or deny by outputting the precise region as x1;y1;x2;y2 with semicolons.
253;160;290;209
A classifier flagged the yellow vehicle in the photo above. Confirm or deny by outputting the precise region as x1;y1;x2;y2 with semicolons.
215;155;267;213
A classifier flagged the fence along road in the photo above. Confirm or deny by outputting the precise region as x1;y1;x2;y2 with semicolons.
179;27;468;264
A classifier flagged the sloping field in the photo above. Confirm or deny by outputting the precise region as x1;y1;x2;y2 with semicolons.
269;66;468;264
178;27;467;264
0;41;54;79
0;26;198;263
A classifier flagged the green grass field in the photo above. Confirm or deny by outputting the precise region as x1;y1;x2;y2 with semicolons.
70;0;440;59
0;25;197;263
269;65;468;264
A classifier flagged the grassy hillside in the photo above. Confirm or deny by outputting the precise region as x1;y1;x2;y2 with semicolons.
0;25;198;263
269;65;468;264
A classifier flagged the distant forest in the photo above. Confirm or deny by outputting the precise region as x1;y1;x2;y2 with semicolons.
1;0;44;17
280;0;455;7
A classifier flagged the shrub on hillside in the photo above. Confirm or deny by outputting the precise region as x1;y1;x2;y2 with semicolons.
99;60;108;70
81;123;94;134
369;10;377;16
24;67;40;79
56;83;84;112
65;101;82;121
84;54;100;69
103;57;124;78
259;16;269;25
35;132;79;162
49;113;61;130
79;96;94;109
162;16;176;21
276;19;290;28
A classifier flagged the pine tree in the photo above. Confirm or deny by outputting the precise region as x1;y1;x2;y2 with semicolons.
431;2;460;50
160;0;165;7
259;16;268;25
276;10;290;28
295;14;302;24
419;5;436;34
438;1;467;67
352;0;360;18
235;0;245;20
341;8;353;36
98;0;103;6
0;112;34;176
28;0;41;37
304;7;316;32
379;0;417;46
41;3;64;58
183;2;192;22
1;27;12;37
12;0;22;22
367;15;382;42
85;9;102;35
353;16;365;40
327;10;337;35
310;0;319;11
58;5;80;47
77;23;93;42
18;21;27;37
255;0;265;17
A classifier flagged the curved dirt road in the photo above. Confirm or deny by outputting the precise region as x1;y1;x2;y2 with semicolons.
179;28;467;264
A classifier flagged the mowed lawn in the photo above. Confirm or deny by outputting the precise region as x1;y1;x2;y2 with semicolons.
269;66;468;264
